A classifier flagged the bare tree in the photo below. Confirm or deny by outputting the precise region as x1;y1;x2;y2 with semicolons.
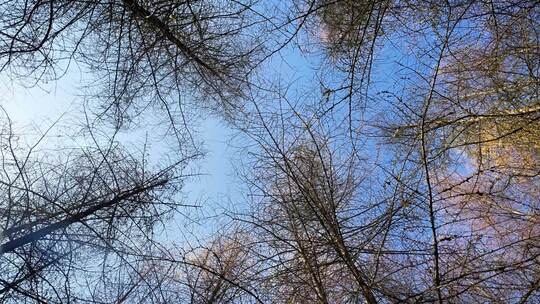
0;111;196;303
1;0;539;303
0;0;265;127
221;1;540;303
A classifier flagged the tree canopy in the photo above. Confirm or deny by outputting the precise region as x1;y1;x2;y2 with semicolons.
0;0;539;303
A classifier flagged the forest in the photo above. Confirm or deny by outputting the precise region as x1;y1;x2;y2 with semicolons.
0;0;539;303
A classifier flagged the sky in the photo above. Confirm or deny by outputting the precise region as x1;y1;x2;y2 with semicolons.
0;12;360;245
0;66;240;246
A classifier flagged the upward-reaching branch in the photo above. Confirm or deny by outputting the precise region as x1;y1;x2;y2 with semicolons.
0;178;168;255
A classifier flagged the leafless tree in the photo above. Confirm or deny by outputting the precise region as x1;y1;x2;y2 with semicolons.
224;1;540;303
1;0;539;303
0;111;198;303
0;0;265;127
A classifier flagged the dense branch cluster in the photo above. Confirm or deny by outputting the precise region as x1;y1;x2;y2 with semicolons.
0;0;539;303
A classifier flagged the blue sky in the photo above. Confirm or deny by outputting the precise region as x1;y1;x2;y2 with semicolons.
0;10;405;246
0;67;240;244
